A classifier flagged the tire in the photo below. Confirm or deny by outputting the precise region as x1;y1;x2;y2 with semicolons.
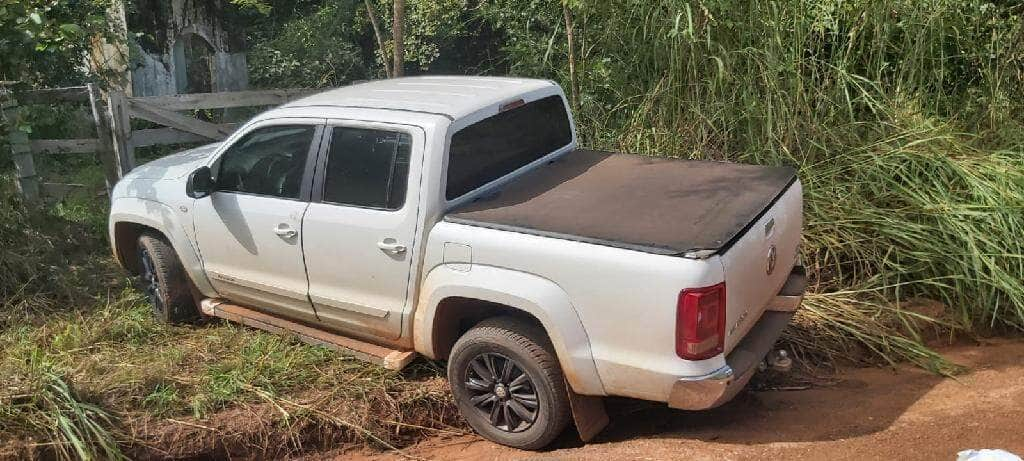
447;317;571;450
137;233;197;324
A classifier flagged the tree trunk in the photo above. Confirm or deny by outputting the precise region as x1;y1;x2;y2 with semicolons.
392;0;406;77
364;0;391;78
563;3;579;113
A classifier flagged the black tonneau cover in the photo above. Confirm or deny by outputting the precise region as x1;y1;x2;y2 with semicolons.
445;149;797;256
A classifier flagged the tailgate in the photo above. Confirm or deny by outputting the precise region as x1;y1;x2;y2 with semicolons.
720;180;803;354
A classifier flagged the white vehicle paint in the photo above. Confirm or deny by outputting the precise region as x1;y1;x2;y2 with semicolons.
109;76;805;426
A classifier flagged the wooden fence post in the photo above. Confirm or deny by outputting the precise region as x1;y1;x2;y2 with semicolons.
2;97;41;203
86;83;119;194
106;89;135;176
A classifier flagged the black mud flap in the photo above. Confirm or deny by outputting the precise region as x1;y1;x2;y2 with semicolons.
566;382;609;442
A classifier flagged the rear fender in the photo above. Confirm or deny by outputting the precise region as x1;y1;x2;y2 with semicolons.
414;264;606;396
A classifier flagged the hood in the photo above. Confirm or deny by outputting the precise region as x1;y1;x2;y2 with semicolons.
128;142;222;180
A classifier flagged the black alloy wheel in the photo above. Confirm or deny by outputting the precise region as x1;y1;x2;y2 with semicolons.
447;317;571;450
139;246;165;316
136;234;197;324
464;352;540;433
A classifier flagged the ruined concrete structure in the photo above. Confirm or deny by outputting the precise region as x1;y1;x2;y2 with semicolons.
125;0;249;96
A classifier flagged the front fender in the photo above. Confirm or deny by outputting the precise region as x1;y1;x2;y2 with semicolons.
109;197;216;296
414;264;606;396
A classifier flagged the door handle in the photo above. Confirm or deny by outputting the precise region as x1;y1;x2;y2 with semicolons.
377;238;407;254
273;224;298;239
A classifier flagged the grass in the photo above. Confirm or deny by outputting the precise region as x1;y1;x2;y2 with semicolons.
1;372;124;461
1;287;459;459
2;0;1024;456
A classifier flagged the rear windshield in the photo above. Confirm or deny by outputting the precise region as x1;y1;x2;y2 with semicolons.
445;95;572;200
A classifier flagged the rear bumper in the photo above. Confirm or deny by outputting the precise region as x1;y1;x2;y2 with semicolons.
766;265;807;312
667;265;807;410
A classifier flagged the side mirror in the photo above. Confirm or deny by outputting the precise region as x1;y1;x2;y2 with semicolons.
186;166;214;199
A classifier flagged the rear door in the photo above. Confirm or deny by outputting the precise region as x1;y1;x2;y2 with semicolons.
301;120;424;340
193;119;323;323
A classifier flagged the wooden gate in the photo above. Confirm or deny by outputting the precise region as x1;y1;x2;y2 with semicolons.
2;86;319;203
1;84;121;202
107;88;318;174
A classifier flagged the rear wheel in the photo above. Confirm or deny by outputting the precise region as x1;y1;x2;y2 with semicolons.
447;317;570;450
137;234;197;323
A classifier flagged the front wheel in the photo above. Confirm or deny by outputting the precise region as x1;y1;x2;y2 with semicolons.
447;317;571;450
137;234;197;324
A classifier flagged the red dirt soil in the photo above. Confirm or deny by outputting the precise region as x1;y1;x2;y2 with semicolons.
322;339;1024;461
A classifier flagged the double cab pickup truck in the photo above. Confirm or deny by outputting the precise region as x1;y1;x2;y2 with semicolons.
109;76;806;449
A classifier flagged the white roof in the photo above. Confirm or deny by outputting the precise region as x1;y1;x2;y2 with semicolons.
280;76;557;120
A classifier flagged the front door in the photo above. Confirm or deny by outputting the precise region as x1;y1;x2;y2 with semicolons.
193;120;323;323
301;121;424;340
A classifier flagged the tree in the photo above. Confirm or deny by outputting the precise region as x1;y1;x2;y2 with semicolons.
363;0;390;78
234;0;470;82
392;0;404;77
0;0;109;87
562;1;578;113
243;0;370;88
360;0;407;78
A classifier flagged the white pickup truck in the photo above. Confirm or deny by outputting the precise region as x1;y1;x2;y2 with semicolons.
108;76;806;449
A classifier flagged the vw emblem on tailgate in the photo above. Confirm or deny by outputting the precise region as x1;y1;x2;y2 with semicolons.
766;245;777;275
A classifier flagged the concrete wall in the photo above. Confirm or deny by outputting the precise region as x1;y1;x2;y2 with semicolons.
212;52;249;93
127;0;248;97
131;49;176;96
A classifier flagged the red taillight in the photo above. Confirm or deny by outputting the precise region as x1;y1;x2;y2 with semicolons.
676;282;726;360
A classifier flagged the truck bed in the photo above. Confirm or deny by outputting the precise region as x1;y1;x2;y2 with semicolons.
445;149;797;257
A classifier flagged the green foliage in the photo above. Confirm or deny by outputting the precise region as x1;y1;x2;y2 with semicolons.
0;372;125;460
369;0;469;71
0;0;110;85
479;0;1023;141
141;382;180;413
189;328;335;417
241;0;472;86
247;0;369;87
0;178;113;327
230;0;274;14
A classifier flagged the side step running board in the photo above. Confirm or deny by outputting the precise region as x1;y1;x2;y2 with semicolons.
200;299;417;371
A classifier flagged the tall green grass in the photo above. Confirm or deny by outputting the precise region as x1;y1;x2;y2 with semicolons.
0;372;125;460
483;0;1024;366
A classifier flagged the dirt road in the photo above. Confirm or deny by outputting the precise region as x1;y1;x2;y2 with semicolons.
331;340;1024;461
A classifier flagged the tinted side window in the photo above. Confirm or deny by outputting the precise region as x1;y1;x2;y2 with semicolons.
322;127;411;210
446;95;572;200
216;125;316;199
